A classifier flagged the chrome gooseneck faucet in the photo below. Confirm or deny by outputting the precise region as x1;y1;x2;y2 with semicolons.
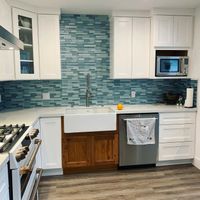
86;73;92;107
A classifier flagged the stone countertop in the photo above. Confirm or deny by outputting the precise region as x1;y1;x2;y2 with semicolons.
0;104;197;125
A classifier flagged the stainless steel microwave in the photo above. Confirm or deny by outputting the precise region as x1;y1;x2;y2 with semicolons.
156;56;189;77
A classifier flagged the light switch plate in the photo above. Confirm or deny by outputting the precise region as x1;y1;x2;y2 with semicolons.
42;93;50;100
131;91;136;98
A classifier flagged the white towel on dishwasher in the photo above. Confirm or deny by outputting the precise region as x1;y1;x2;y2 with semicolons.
126;118;156;145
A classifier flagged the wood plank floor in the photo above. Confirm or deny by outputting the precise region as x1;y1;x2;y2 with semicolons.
39;164;200;200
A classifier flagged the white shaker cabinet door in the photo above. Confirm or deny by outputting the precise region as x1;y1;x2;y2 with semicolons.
112;17;132;79
153;15;174;47
0;0;15;81
40;117;62;169
38;14;61;79
132;17;150;78
173;16;193;48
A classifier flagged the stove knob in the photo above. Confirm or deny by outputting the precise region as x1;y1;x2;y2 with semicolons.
29;129;39;139
16;152;26;162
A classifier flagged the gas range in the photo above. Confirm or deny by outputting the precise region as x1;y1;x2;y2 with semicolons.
0;123;42;200
0;124;29;153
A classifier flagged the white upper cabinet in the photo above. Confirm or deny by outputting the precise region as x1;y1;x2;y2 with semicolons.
111;17;150;79
173;16;193;47
0;0;15;81
12;7;61;80
111;17;132;79
153;15;193;48
153;16;173;47
132;18;150;78
38;14;61;79
12;8;40;80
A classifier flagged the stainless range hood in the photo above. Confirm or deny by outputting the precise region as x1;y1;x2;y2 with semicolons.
0;25;24;50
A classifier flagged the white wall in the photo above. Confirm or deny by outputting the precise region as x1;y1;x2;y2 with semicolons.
192;7;200;169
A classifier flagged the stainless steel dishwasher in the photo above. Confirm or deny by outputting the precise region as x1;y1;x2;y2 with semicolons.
119;113;159;167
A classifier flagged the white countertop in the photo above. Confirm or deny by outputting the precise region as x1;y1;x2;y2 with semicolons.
0;104;197;167
0;104;197;125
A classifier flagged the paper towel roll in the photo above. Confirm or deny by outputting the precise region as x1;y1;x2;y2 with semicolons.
184;88;194;108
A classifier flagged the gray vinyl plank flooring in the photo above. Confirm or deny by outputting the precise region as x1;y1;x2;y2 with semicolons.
39;164;200;200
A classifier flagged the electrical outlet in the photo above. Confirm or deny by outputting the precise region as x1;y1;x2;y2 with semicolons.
131;91;136;98
42;93;50;100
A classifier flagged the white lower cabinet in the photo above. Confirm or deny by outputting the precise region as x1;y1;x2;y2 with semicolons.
40;117;62;170
159;112;196;162
0;163;9;200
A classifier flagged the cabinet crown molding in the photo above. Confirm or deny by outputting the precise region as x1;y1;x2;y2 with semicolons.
111;10;150;17
151;8;194;16
7;0;60;15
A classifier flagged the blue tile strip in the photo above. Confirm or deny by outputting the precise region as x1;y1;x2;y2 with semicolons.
0;14;198;110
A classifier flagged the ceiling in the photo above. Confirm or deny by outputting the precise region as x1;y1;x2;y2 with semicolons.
18;0;200;14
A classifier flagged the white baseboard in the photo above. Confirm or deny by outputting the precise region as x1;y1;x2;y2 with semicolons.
193;157;200;169
156;159;193;167
42;168;63;176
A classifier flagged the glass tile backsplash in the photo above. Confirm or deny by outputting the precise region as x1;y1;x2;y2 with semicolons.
0;14;198;110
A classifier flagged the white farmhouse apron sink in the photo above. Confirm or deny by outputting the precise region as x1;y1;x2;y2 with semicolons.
64;107;116;133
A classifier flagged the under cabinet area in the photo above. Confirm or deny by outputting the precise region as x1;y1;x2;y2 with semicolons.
153;15;193;48
159;112;196;161
110;16;150;79
62;129;118;173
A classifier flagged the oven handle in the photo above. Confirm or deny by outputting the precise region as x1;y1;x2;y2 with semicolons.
20;139;42;175
29;168;43;200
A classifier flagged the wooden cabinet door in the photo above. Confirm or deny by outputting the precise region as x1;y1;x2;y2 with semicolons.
153;15;174;47
132;17;150;78
62;135;92;168
93;132;118;166
112;17;132;78
173;16;193;48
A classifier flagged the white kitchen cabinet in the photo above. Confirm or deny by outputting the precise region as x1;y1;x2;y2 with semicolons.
111;17;132;79
110;17;150;79
0;0;15;81
38;14;61;79
132;18;150;78
159;112;196;162
12;8;40;80
40;117;62;170
153;15;193;48
0;162;9;200
173;16;193;47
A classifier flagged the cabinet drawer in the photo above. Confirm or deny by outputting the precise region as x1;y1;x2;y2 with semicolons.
159;124;195;143
159;142;194;161
160;112;196;125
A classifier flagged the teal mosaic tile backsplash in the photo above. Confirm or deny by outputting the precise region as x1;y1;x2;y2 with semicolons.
0;14;197;110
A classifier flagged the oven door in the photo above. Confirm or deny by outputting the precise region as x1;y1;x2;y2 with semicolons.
12;139;42;200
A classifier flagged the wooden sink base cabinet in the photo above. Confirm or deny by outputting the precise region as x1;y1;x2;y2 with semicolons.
61;117;118;174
